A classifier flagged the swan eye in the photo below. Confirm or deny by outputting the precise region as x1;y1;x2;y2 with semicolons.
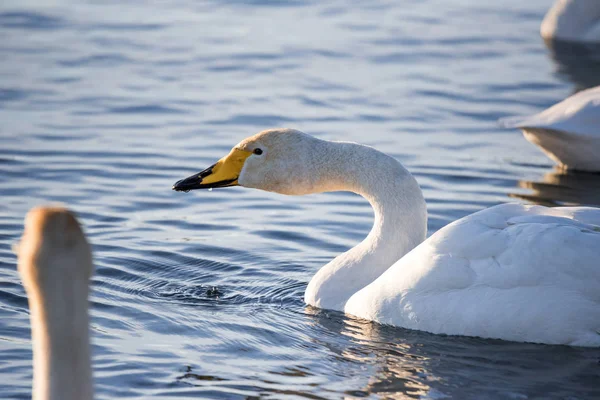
253;148;263;155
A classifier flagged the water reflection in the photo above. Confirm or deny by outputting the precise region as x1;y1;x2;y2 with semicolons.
338;318;434;399
544;40;600;92
511;167;600;206
308;309;600;399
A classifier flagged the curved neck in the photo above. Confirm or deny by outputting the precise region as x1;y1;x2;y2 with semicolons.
304;141;427;311
26;269;92;400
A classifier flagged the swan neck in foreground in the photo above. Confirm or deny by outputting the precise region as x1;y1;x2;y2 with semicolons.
28;286;92;400
18;208;94;400
304;141;427;310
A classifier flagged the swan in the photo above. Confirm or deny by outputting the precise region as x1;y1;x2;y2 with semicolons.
16;206;94;400
173;128;600;347
541;0;600;42
499;85;600;172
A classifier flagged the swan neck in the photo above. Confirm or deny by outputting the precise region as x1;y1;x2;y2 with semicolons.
305;141;427;310
28;275;93;400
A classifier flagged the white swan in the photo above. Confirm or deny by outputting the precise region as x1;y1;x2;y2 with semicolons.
500;85;600;172
173;129;600;347
541;0;600;42
16;206;94;400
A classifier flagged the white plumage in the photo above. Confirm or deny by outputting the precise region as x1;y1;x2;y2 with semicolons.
500;85;600;171
345;203;600;347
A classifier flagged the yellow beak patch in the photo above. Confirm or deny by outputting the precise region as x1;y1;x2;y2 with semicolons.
201;148;252;186
172;147;253;192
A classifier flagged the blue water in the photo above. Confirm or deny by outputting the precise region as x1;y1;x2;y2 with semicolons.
1;0;600;398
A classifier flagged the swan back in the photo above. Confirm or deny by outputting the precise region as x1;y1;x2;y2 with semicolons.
499;85;600;137
541;0;600;42
499;86;600;170
17;206;93;400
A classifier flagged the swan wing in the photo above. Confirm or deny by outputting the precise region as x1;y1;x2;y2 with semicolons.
345;203;600;346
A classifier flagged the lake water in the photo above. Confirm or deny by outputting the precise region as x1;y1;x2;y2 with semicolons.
1;0;599;398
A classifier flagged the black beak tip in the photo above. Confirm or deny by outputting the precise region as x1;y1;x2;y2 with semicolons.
173;165;236;192
173;165;215;193
172;179;191;193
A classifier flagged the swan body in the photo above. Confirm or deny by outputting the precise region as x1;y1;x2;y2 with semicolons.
16;206;93;400
541;0;600;42
500;85;600;171
345;203;600;347
173;129;600;347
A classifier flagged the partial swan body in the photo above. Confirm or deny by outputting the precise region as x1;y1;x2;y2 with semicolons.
16;206;93;400
541;0;600;42
173;129;600;347
500;85;600;171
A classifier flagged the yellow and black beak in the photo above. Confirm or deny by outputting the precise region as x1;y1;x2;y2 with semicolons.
172;148;252;192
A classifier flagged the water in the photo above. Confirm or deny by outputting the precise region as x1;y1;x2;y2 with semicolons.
1;0;599;398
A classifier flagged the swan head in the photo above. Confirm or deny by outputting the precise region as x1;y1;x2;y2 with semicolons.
16;206;92;291
173;128;326;195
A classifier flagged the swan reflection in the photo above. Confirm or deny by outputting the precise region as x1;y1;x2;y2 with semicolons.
307;308;600;399
544;40;600;92
511;167;600;206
